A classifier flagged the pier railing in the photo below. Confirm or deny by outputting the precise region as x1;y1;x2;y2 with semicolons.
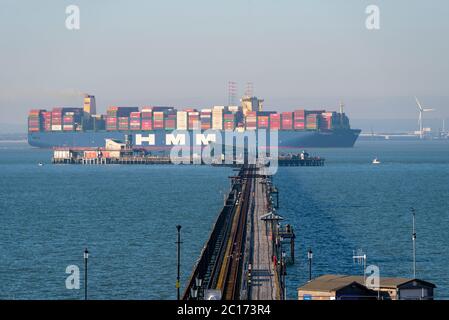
181;167;245;300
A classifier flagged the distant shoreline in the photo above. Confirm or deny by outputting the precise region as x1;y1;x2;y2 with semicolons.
0;140;27;143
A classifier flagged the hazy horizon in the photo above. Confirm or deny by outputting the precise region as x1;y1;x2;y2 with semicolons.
1;0;448;130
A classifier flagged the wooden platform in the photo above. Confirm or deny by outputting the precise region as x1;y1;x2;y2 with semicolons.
249;174;280;300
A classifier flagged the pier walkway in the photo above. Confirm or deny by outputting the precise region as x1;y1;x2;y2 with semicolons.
249;171;279;300
182;165;295;300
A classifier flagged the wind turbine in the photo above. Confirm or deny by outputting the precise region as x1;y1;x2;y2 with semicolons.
415;97;435;139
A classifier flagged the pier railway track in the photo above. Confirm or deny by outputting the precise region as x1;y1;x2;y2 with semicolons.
182;165;287;300
216;165;254;299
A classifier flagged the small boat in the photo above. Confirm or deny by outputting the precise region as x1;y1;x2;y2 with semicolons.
372;158;381;165
38;162;44;166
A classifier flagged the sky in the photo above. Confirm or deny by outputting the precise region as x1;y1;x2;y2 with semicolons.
0;0;448;132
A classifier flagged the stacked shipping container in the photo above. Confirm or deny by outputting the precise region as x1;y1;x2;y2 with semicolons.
281;112;293;130
245;111;257;130
223;112;235;131
62;109;82;131
294;110;305;130
43;111;52;131
29;104;341;133
106;106;139;131
51;108;63;131
320;112;333;130
130;112;141;131
118;117;129;130
257;115;269;129
270;114;280;130
188;111;200;130
63;113;75;131
141;107;153;131
28;109;44;132
176;111;188;130
200;110;212;130
153;111;164;129
306;114;318;130
165;113;176;130
106;106;118;131
212;107;223;130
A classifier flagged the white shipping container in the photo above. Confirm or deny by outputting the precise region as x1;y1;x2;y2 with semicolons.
227;105;240;112
54;150;70;159
212;109;223;130
177;111;188;130
52;125;62;131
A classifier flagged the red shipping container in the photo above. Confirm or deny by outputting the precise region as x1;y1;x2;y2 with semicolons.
258;116;269;128
281;112;293;130
153;120;164;129
294;122;305;130
165;119;176;129
141;119;153;130
270;114;280;126
141;111;152;119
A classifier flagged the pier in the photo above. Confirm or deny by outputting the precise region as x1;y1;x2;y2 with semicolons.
182;165;295;300
52;147;324;167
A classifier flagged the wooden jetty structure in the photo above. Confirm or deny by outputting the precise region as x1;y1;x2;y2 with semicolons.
52;141;324;167
182;165;296;300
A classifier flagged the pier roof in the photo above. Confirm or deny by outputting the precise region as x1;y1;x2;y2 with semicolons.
298;274;436;292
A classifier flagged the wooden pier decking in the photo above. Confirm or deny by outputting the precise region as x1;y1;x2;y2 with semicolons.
249;172;280;300
182;165;295;300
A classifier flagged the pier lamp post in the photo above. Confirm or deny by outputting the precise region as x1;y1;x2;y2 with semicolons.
84;248;89;300
281;251;287;300
307;249;313;282
411;208;417;278
176;225;182;300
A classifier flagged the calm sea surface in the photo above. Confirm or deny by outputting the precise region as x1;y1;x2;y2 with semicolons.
0;140;448;299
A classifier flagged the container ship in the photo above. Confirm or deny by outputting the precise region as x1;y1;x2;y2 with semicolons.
27;94;360;149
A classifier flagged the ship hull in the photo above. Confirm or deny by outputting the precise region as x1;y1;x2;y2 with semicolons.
28;129;360;149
